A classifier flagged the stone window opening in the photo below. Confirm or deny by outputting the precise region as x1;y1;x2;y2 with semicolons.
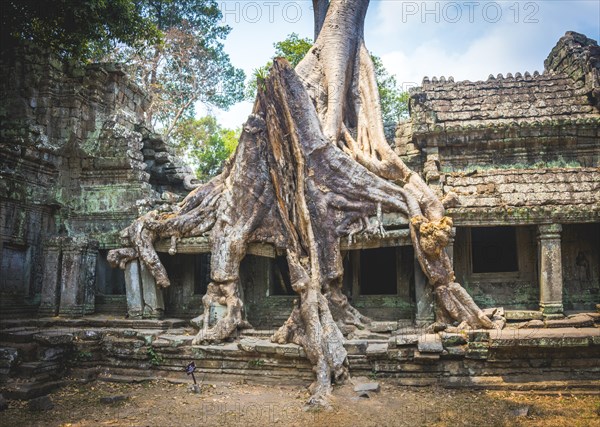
471;226;519;274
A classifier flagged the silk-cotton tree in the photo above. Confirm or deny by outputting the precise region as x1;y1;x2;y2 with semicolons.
109;0;500;407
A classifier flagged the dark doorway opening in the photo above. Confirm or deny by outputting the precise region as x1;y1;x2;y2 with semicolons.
471;226;518;273
194;254;211;295
360;247;397;295
96;250;126;295
272;256;294;296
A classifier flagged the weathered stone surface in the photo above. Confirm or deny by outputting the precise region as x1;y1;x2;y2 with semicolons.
413;350;440;362
78;330;103;341
445;345;468;357
28;395;54;411
511;406;530;417
387;348;413;361
465;348;489;360
33;332;74;346
39;347;67;362
0;330;37;343
0;347;20;372
99;395;130;404
0;394;7;411
545;314;594;328
482;307;505;318
417;335;444;353
389;334;419;348
353;382;380;393
366;343;388;358
489;327;597;348
369;321;398;333
440;332;467;347
517;320;545;329
344;340;368;355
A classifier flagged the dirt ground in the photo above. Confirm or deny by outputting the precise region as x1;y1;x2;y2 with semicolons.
1;379;599;427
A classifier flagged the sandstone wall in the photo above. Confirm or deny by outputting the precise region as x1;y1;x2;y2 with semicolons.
0;44;192;314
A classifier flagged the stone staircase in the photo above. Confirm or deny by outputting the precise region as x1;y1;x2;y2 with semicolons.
1;316;600;400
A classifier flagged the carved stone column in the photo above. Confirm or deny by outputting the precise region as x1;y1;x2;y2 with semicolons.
124;260;164;319
38;237;63;317
445;226;456;266
124;261;143;318
140;262;164;319
58;237;98;317
537;224;564;317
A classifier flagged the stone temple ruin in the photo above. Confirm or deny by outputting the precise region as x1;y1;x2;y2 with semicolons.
1;32;599;400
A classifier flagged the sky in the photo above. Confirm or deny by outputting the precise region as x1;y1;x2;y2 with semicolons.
201;0;600;129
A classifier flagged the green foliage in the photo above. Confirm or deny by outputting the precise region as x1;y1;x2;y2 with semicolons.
172;116;240;181
248;359;266;367
108;0;245;136
1;0;161;61
245;33;409;140
147;347;165;366
273;33;313;68
369;368;379;380
371;54;410;139
245;33;312;101
2;0;245;141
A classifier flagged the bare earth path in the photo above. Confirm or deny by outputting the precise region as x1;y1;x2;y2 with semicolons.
1;380;599;427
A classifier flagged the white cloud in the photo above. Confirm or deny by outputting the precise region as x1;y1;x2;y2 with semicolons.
370;0;599;87
210;0;599;127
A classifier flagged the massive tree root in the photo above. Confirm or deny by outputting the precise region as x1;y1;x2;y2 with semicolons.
109;0;499;406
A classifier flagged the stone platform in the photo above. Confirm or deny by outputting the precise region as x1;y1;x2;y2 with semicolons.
1;315;599;400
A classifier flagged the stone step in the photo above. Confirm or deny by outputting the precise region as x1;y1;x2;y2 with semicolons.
2;379;66;400
0;317;188;331
0;329;39;343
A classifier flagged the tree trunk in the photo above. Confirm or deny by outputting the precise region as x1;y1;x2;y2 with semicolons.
109;0;500;407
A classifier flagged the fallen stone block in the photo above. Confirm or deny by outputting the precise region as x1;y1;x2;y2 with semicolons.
440;332;467;347
417;335;444;353
344;340;368;355
100;395;130;404
33;332;74;346
78;330;103;341
0;348;20;370
517;320;545;329
511;406;530;417
238;338;258;353
354;382;380;393
255;341;279;354
39;347;67;362
445;345;468;358
369;321;398;333
28;395;54;411
366;343;388;358
413;350;440;362
387;348;412;361
505;310;543;321
390;334;419;347
545;314;594;328
0;330;38;343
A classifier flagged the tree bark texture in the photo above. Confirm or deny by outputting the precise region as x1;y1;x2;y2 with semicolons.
109;0;499;406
